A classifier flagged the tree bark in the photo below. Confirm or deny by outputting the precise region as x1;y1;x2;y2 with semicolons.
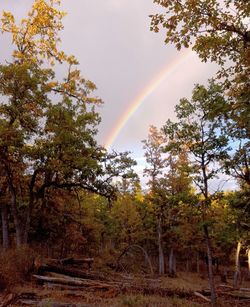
169;248;176;277
9;187;23;247
33;274;113;289
186;258;190;272
1;202;10;249
201;158;217;307
38;264;107;281
158;214;165;275
203;224;217;307
196;252;200;274
247;248;250;272
116;244;154;275
233;241;241;289
23;202;32;245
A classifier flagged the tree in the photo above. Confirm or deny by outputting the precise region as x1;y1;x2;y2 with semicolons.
163;82;229;306
143;126;167;275
161;149;194;276
150;0;249;74
0;0;136;247
150;0;250;133
143;126;193;276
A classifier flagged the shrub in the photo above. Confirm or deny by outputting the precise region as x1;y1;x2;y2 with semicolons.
0;246;37;290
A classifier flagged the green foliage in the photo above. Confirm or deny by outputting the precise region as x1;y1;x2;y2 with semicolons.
163;81;229;198
151;0;249;74
0;0;136;248
151;0;250;137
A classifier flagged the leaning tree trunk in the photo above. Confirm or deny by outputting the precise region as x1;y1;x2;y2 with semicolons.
233;241;241;289
1;202;10;249
203;224;217;307
158;214;165;275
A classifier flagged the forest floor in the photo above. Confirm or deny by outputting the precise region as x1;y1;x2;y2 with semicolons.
1;271;250;307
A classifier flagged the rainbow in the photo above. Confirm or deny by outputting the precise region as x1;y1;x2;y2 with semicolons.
104;49;194;150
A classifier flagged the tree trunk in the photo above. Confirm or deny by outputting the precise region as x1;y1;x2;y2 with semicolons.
169;248;176;277
186;258;190;272
233;241;241;289
1;202;10;249
247;248;250;272
196;252;200;274
9;188;23;247
203;225;217;307
116;244;154;275
23;207;31;245
157;214;164;275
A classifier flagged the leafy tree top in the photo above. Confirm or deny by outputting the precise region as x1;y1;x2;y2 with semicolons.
151;0;250;76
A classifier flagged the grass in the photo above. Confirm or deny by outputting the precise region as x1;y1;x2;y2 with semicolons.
115;294;204;307
160;272;209;292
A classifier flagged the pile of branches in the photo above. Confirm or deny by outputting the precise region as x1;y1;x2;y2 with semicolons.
33;257;194;299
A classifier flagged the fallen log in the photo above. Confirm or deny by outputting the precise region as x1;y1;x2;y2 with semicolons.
194;291;211;302
226;291;250;299
33;274;115;291
45;272;126;288
49;257;94;268
44;283;87;291
218;284;234;290
239;288;250;292
34;271;195;299
38;264;104;281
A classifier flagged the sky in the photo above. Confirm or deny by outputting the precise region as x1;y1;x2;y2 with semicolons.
0;0;235;189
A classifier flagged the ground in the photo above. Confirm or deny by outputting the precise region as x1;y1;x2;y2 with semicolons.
1;271;250;306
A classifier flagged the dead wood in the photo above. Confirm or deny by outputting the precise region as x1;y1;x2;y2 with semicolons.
33;274;113;288
116;244;154;275
37;264;104;281
194;291;211;302
48;257;94;268
239;288;250;292
226;291;250;299
44;283;86;291
0;293;16;307
44;272;126;288
202;286;250;300
218;284;234;289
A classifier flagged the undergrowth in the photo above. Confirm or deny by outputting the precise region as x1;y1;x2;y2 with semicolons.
0;246;37;290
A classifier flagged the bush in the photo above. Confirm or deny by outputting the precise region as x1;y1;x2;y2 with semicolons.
0;246;37;290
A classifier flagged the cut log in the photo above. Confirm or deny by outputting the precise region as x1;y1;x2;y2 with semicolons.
194;291;211;302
